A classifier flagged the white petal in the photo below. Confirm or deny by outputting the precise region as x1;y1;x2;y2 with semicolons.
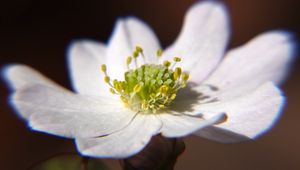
12;84;136;138
75;114;161;158
159;112;227;138
67;40;110;96
193;82;284;142
205;31;296;99
125;17;161;63
106;17;161;80
2;64;62;91
161;1;230;83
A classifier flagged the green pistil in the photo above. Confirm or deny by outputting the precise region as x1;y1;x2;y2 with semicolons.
101;46;189;113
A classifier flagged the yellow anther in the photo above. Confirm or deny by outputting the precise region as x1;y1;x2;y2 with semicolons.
181;83;187;88
109;88;116;94
156;48;163;57
113;79;118;86
133;84;142;93
160;85;169;94
170;93;176;100
173;57;182;62
136;46;143;53
126;56;132;65
163;60;171;67
133;51;139;58
101;64;107;73
113;80;122;92
173;67;182;80
182;73;189;81
104;76;110;83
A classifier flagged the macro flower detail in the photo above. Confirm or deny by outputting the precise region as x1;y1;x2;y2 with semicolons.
2;1;296;159
101;46;190;113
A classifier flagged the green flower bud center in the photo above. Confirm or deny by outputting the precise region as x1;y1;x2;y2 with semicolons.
101;46;189;113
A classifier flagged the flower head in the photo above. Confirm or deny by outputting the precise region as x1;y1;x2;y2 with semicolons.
101;46;189;113
2;1;297;158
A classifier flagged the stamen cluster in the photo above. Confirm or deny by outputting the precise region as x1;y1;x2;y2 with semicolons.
101;46;189;113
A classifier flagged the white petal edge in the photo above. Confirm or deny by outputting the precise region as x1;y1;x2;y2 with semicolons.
106;17;161;80
204;31;297;100
159;112;227;138
161;1;230;83
2;64;62;91
67;40;112;97
193;82;284;142
12;84;136;138
2;65;67;120
76;114;162;158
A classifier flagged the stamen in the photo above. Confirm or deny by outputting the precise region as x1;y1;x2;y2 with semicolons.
133;50;139;68
135;46;143;53
173;67;182;81
101;64;107;73
133;84;142;93
109;88;116;94
173;57;182;62
133;51;139;58
135;46;146;63
170;94;176;100
156;48;163;57
126;56;132;69
104;76;110;84
159;85;169;94
100;46;189;113
182;73;189;81
163;60;171;67
171;57;182;69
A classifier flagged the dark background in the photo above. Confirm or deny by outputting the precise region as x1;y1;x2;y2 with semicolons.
0;0;300;169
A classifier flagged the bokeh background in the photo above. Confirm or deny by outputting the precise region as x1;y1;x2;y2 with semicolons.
0;0;299;169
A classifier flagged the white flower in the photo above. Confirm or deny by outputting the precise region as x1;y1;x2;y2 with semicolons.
2;1;296;158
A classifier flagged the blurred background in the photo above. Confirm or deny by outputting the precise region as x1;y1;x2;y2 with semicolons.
0;0;299;169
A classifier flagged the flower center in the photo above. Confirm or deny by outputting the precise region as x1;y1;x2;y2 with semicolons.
101;46;189;113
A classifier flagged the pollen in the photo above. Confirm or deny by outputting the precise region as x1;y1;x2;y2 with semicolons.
100;46;189;113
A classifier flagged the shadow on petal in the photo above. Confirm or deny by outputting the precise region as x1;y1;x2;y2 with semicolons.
195;126;251;143
169;83;203;113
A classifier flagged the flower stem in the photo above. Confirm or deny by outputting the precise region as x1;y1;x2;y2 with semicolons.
120;135;185;170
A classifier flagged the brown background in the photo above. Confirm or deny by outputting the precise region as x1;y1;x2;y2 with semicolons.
0;0;299;169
